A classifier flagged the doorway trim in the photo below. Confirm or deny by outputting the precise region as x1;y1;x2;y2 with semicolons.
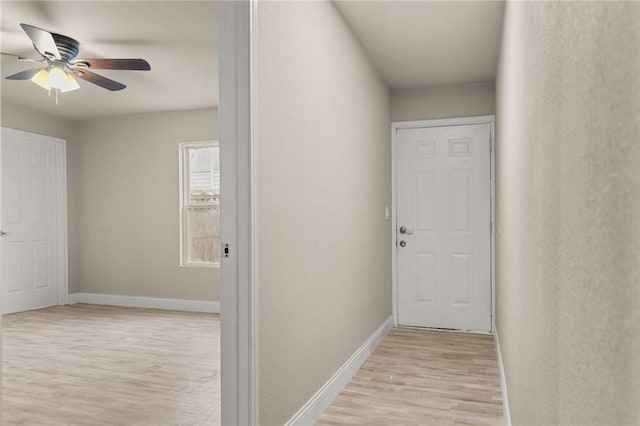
219;1;258;425
391;115;495;332
0;127;69;309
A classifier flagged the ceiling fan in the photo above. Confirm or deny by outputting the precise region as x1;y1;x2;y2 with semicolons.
2;23;150;96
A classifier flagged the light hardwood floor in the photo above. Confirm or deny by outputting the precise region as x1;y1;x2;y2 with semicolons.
2;304;220;426
317;327;504;426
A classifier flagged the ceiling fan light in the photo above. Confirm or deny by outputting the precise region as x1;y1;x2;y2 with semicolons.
60;74;80;93
48;67;68;89
31;69;52;91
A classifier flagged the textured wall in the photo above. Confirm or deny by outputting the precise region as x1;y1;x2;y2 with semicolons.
496;2;639;425
258;2;392;424
1;103;80;293
75;109;219;301
391;82;495;122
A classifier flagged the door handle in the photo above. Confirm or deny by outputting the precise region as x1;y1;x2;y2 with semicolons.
0;230;13;238
399;240;407;247
399;226;413;235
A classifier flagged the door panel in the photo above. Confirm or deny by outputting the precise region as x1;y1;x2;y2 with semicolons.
415;253;435;302
4;242;23;293
415;171;435;231
396;123;491;332
2;130;59;314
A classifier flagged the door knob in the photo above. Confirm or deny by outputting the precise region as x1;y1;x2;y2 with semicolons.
399;240;406;247
0;230;13;238
399;226;413;235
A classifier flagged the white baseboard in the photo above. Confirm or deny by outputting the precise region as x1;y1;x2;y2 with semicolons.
494;328;512;426
286;315;394;426
67;292;219;314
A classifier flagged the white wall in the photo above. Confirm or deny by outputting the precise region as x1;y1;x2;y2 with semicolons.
1;103;80;293
392;82;495;122
496;2;639;425
2;105;219;302
74;109;219;301
257;2;392;424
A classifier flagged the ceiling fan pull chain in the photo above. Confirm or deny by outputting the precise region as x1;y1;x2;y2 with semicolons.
55;89;59;105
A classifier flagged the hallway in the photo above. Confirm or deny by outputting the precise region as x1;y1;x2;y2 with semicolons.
317;328;503;425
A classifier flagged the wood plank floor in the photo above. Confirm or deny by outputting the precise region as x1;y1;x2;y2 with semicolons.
2;304;220;426
317;327;503;426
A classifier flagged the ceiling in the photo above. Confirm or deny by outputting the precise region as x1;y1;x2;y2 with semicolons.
334;1;505;89
1;1;217;120
1;1;504;120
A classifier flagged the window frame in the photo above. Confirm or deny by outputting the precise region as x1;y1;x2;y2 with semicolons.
179;140;221;268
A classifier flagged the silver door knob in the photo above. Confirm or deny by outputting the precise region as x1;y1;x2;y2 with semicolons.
399;240;406;247
399;226;413;235
0;230;13;238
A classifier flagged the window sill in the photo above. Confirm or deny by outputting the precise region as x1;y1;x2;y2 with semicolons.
180;262;221;269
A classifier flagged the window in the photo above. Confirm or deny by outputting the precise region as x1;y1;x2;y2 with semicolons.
179;141;220;267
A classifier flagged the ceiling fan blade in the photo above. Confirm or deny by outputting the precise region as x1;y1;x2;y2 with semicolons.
74;58;151;71
20;23;61;60
5;67;43;80
74;69;126;91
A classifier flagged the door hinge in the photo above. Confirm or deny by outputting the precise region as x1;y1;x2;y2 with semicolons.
222;243;230;258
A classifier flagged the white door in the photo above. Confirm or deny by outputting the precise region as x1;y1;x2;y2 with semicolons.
1;128;65;314
395;123;491;332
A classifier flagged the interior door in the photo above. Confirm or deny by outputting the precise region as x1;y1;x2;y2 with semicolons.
395;123;491;332
2;129;60;314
